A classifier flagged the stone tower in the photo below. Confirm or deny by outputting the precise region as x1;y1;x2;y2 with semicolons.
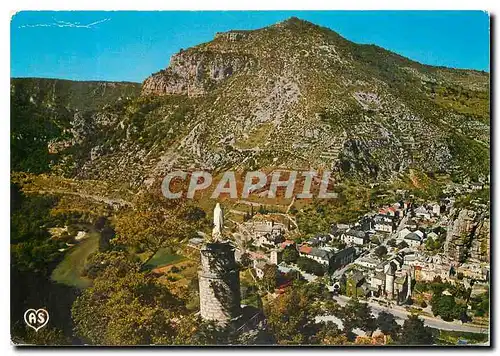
385;262;396;299
198;204;241;324
199;242;241;324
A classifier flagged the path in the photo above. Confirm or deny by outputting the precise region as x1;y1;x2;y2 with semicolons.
24;188;133;207
332;295;488;334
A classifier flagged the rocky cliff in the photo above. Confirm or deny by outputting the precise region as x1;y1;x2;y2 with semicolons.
142;49;256;97
11;17;490;189
445;208;490;263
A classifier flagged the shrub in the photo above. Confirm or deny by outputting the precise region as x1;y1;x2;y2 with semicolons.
296;257;325;276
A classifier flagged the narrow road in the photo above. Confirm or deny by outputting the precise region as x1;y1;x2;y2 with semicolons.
332;295;488;334
24;188;133;207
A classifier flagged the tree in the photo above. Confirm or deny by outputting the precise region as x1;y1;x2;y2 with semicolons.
315;321;347;345
376;311;400;338
282;245;299;264
302;282;329;301
264;285;320;344
470;290;489;317
83;250;139;279
72;253;191;345
296;257;325;276
374;245;388;259
397;241;409;249
323;299;340;315
387;239;397;247
432;295;459;321
339;299;376;337
113;192;201;265
399;315;434;345
94;216;108;231
261;264;279;292
239;252;251;268
284;269;302;283
11;325;71;345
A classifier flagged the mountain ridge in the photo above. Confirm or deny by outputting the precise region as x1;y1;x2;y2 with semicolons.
11;17;490;192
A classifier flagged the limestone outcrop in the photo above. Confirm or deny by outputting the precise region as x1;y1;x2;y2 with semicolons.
142;48;255;97
445;208;490;263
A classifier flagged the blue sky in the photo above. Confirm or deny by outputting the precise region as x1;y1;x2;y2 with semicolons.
11;11;490;83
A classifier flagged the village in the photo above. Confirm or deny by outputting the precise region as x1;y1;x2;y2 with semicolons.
187;178;490;342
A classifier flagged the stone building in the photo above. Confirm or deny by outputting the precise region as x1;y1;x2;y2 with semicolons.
368;257;411;303
199;242;242;325
199;203;242;325
197;204;275;342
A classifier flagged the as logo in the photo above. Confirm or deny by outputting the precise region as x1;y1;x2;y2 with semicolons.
24;309;49;332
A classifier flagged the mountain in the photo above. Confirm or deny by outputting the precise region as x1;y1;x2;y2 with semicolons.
10;78;141;174
11;18;490;189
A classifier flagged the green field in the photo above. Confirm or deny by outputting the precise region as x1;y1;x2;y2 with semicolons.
51;232;100;289
143;248;186;269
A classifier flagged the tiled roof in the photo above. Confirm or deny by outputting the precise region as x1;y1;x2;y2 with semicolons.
299;245;312;254
346;229;367;238
310;247;331;259
281;240;295;249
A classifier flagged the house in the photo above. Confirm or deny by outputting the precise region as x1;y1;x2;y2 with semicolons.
379;206;397;216
398;228;412;240
280;240;295;249
370;271;386;295
430;203;441;216
298;245;332;265
395;201;406;211
414;206;431;220
346;271;366;298
331;223;349;238
456;263;489;281
270;249;282;265
355;256;380;269
256;233;285;248
405;219;418;230
306;237;321;247
394;274;410;302
247;251;268;262
251;220;286;247
369;260;410;302
330;247;356;270
307;233;331;247
316;233;332;244
357;216;374;232
403;232;422;248
253;260;269;279
414;230;425;239
373;214;395;233
342;229;369;245
403;253;423;266
414;263;452;282
427;231;439;241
